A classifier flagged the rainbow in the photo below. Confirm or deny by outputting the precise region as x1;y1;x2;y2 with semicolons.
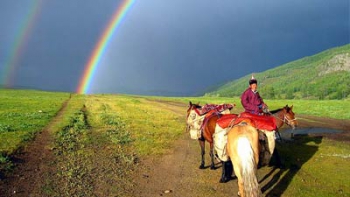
1;0;44;87
77;0;135;94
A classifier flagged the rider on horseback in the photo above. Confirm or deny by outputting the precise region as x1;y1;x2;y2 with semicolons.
241;75;268;115
241;75;275;166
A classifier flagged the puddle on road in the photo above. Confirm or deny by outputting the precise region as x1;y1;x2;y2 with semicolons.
279;127;343;139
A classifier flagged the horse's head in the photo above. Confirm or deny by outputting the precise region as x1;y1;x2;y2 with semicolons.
186;101;204;139
186;102;204;139
282;105;298;129
186;101;201;118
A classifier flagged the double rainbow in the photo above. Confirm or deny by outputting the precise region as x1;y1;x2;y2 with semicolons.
76;0;135;94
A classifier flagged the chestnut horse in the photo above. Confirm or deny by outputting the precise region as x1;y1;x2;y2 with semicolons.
226;120;260;197
186;101;232;169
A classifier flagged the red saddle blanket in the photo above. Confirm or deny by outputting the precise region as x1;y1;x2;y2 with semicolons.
239;112;277;131
217;114;239;128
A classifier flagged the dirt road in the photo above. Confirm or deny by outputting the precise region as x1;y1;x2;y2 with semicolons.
0;99;70;197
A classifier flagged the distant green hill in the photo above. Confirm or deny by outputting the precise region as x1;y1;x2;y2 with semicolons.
205;44;350;100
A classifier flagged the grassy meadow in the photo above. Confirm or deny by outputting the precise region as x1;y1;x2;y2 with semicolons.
158;96;350;119
0;89;70;154
0;89;349;196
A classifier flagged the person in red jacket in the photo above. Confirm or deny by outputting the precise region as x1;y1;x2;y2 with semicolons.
241;75;268;115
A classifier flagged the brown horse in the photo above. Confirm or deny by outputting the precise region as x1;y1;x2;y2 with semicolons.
226;120;260;197
262;105;297;166
186;101;232;169
269;105;298;136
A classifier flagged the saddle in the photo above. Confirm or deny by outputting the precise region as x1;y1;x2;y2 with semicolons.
239;112;277;131
215;111;276;131
216;114;239;128
200;110;221;131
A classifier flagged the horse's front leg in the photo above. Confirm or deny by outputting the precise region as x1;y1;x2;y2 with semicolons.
209;143;216;170
198;139;205;169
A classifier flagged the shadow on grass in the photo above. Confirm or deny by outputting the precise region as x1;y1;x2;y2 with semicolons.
260;134;322;197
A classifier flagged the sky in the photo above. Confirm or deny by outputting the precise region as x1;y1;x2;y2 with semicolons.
0;0;349;96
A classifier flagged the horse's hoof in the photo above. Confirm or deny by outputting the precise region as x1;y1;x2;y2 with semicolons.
199;165;205;169
219;177;230;183
210;166;216;170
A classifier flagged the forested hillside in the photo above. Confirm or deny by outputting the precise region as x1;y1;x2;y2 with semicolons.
205;44;350;100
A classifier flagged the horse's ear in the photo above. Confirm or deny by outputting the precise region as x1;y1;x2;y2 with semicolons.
290;105;293;110
189;101;192;106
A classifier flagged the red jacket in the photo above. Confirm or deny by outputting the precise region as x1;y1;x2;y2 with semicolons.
241;88;265;114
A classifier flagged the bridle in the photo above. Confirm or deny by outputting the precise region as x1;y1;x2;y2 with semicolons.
186;107;205;132
187;112;205;125
283;114;297;127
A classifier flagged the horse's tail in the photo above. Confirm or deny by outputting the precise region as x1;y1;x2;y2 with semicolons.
237;137;259;197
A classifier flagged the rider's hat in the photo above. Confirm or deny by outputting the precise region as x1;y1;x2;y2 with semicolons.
249;75;257;85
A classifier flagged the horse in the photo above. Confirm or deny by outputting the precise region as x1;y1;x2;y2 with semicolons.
268;104;298;137
215;104;298;182
226;119;260;197
186;101;232;169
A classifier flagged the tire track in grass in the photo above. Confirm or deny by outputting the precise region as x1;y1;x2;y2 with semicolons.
48;100;137;196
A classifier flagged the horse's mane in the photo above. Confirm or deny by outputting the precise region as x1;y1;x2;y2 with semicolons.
270;105;291;114
269;108;283;114
191;103;202;109
194;105;201;109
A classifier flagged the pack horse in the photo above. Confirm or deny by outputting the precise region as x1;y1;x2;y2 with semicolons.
186;101;234;169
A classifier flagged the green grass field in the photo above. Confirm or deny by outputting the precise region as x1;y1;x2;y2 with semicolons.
0;89;70;155
0;89;349;196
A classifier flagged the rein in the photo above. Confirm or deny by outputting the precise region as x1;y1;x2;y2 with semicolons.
267;110;296;128
187;114;205;125
186;109;205;128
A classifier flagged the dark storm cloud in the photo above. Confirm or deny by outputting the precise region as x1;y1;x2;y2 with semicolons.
1;0;349;95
